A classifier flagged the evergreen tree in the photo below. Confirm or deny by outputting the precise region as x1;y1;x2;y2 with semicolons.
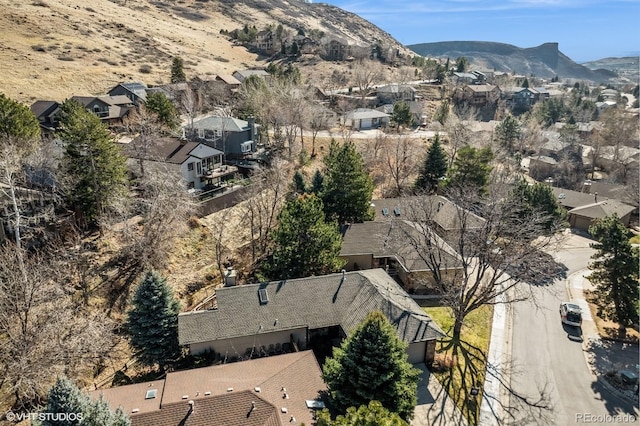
310;169;324;195
290;41;300;56
322;311;421;421
144;91;180;129
40;377;130;426
588;215;639;329
510;179;566;235
414;134;447;193
59;99;129;227
126;270;181;371
291;170;306;194
494;114;521;153
267;194;344;280
0;93;41;147
170;56;186;83
455;56;468;72
433;100;449;125
522;78;530;88
444;146;493;194
391;101;412;129
322;140;374;224
317;401;408;426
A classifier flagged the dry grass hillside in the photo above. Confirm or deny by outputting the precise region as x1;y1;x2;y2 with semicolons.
0;0;411;104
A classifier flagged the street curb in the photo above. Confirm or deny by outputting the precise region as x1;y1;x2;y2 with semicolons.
568;269;640;408
596;375;639;406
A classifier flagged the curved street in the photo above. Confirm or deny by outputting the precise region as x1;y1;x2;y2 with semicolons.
508;234;638;425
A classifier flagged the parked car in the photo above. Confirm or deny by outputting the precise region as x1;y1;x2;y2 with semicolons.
559;302;582;327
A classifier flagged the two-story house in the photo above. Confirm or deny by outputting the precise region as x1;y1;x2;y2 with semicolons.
107;82;148;106
458;84;501;106
30;100;61;136
375;84;417;105
188;115;260;162
124;136;237;191
71;95;134;124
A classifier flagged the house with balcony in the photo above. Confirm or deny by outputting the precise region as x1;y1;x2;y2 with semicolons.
107;82;148;106
124;136;237;191
188;115;260;162
457;84;501;106
70;95;134;124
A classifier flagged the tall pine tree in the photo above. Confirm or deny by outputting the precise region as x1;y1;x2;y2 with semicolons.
444;145;493;194
321;139;373;224
266;193;344;280
127;271;181;371
415;134;447;194
59;99;128;227
170;56;186;83
322;311;421;421
589;215;639;329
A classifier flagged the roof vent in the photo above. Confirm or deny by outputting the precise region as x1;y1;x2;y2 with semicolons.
131;408;139;414
145;389;157;399
281;407;288;413
254;387;261;393
394;207;401;216
258;288;269;304
227;388;233;392
181;395;188;400
204;391;211;396
382;207;389;216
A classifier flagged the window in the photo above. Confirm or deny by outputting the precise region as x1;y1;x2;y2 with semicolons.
241;141;253;153
198;128;205;139
197;162;202;175
187;162;194;171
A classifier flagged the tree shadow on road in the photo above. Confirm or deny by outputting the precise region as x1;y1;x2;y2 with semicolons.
428;337;554;426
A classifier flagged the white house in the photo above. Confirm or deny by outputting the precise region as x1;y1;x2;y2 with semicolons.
342;108;390;130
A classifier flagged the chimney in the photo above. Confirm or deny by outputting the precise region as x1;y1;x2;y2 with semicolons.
594;192;598;203
224;267;237;287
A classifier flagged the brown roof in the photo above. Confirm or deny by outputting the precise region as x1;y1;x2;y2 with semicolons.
216;74;241;85
125;137;202;164
90;351;325;426
133;391;281;426
93;381;164;415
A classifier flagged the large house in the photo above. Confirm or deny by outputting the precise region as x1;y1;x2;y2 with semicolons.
457;84;501;106
71;95;134;124
107;82;148;106
340;196;485;293
124;137;237;191
178;269;445;365
375;84;417;105
91;351;327;426
188;115;260;161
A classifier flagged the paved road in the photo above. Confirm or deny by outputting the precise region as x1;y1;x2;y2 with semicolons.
509;238;639;425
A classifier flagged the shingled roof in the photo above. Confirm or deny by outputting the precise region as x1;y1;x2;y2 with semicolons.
568;199;636;220
178;269;445;347
91;351;325;426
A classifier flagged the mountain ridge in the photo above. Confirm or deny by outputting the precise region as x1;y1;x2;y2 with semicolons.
407;41;619;83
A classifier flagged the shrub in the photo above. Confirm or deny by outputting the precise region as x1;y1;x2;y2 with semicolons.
139;64;152;74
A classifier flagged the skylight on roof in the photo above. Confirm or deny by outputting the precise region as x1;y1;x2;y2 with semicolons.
258;288;269;304
145;389;157;399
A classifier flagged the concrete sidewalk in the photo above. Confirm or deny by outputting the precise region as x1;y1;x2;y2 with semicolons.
567;269;640;405
412;364;469;426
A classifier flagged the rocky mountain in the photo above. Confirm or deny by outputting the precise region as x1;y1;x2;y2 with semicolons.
407;41;619;83
0;0;409;103
581;56;639;83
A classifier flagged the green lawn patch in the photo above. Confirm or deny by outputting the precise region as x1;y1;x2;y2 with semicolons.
424;304;493;425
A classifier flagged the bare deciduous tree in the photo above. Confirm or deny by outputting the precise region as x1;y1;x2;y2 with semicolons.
0;246;115;410
382;135;419;196
238;158;291;264
351;59;383;106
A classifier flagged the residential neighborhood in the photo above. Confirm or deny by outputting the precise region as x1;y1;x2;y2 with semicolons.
1;3;639;426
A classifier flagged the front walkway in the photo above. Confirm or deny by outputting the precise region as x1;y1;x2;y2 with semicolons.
412;363;469;426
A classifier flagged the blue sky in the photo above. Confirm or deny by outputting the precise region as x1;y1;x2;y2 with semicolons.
324;0;640;63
